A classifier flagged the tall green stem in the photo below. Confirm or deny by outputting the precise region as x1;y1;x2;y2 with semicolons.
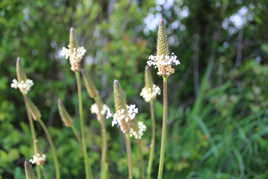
157;77;168;179
125;136;133;179
40;166;48;179
38;119;60;179
147;100;156;179
75;72;92;179
23;96;42;179
138;140;145;179
99;115;108;179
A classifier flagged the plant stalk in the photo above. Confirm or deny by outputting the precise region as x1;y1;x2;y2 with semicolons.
71;126;81;144
138;140;145;179
38;119;60;179
157;77;168;179
23;95;42;179
99;114;108;179
125;135;133;179
147;100;156;179
75;71;92;179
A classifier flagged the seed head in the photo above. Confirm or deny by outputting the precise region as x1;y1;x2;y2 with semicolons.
68;27;76;49
57;99;73;127
60;27;86;71
157;19;169;57
113;80;127;111
112;80;146;139
147;19;180;77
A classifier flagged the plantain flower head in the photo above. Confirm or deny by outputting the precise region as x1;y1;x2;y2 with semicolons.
29;153;46;166
113;80;146;139
147;19;180;77
58;99;73;127
140;66;161;102
11;58;34;95
61;27;86;72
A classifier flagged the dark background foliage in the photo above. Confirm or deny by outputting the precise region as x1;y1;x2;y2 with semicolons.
1;0;268;178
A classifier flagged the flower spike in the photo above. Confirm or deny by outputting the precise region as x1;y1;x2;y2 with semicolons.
58;99;73;127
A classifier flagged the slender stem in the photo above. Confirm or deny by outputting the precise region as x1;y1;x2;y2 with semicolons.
125;135;133;179
40;166;48;179
71;126;81;144
38;119;60;179
23;96;42;179
75;72;92;179
36;167;42;179
147;100;156;179
157;77;168;179
99;115;108;179
138;140;145;179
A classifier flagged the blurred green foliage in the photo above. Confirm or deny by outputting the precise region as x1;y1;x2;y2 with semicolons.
1;0;268;178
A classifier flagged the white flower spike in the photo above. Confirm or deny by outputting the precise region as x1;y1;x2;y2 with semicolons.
61;28;87;71
112;104;146;139
11;79;34;95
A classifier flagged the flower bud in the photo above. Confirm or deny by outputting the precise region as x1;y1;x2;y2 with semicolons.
24;161;35;179
145;66;153;89
82;71;99;99
57;99;73;127
113;80;127;111
16;57;27;82
68;27;76;49
157;19;169;57
24;96;41;120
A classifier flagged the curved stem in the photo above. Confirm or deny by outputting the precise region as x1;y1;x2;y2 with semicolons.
99;115;108;179
147;100;156;179
125;135;133;179
75;72;92;179
157;77;168;179
23;95;42;179
38;119;60;179
71;126;81;144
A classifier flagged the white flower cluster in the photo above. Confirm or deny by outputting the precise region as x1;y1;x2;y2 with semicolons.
90;103;113;119
61;46;86;71
112;104;146;139
129;121;146;139
147;53;180;67
29;153;46;166
140;84;161;102
147;53;180;76
11;79;34;95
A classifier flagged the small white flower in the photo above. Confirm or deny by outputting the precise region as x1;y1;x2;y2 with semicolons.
90;103;112;119
140;84;161;102
29;153;46;166
60;47;70;59
60;46;87;71
129;121;146;139
127;104;138;120
76;47;87;59
11;79;34;95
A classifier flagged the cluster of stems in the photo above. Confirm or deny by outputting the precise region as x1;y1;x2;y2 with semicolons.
20;18;175;179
